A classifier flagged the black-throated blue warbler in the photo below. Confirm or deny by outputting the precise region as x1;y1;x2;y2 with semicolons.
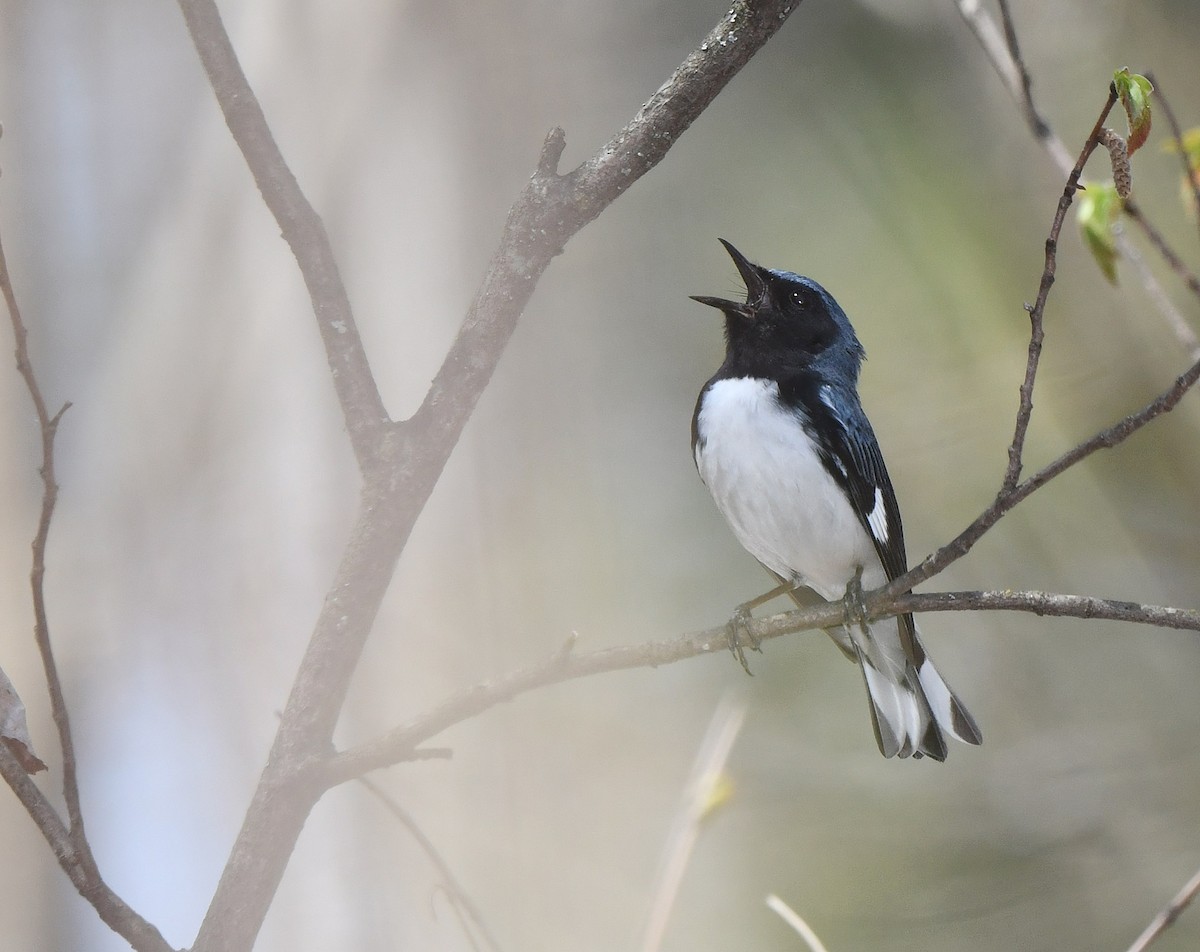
691;239;981;760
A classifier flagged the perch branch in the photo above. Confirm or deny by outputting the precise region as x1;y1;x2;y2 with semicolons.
321;583;1199;785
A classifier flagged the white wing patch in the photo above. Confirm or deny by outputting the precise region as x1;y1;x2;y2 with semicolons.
866;486;889;545
818;384;838;415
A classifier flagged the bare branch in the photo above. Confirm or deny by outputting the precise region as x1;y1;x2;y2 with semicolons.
175;0;390;469
0;202;78;810
405;0;805;498
1018;350;1200;496
0;743;73;869
1122;200;1200;308
955;1;1196;353
1147;72;1200;240
895;347;1200;596
179;3;804;950
1002;85;1118;492
359;777;504;952
0;235;173;952
1125;865;1200;952
994;0;1052;142
321;583;1199;785
0;745;177;951
954;0;1072;171
892;590;1200;632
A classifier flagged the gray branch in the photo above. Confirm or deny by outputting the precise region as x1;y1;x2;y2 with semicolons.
175;2;804;950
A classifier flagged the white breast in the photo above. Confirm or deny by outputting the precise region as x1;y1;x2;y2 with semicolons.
694;377;883;600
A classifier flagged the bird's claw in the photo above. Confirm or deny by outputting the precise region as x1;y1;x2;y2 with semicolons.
842;565;870;637
726;605;762;676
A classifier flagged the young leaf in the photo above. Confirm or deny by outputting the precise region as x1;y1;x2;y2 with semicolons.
1078;182;1123;283
1113;67;1154;154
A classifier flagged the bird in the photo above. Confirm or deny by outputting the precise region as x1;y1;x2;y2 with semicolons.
690;239;982;760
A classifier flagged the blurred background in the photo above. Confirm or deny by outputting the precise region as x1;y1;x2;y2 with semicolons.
1;0;1199;949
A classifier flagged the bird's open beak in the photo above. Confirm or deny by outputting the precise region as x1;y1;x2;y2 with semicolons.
690;238;768;319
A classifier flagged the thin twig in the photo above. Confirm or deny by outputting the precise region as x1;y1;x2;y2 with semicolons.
954;0;1072;171
0;206;79;820
1125;865;1200;952
1004;84;1118;491
358;777;503;952
766;894;832;952
893;347;1200;597
0;232;173;952
1146;72;1200;241
956;1;1194;354
175;0;389;470
640;697;746;952
1121;203;1200;304
994;0;1049;142
1017;350;1200;496
1114;210;1200;359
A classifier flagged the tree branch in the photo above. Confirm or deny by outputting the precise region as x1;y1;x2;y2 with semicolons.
178;3;804;950
1147;72;1200;240
319;582;1199;787
1125;864;1200;952
956;0;1198;353
893;346;1200;598
892;590;1200;631
0;745;176;952
0;224;174;952
1122;200;1200;309
175;0;390;470
358;777;504;952
1003;84;1118;491
404;0;803;502
0;197;80;825
954;0;1073;170
870;84;1200;601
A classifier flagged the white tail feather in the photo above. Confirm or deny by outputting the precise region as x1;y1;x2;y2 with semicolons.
916;653;983;747
860;654;927;759
852;619;980;760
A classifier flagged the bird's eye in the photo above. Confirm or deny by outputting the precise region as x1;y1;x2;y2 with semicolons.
791;290;804;307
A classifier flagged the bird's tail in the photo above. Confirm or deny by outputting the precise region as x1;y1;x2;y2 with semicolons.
855;620;982;761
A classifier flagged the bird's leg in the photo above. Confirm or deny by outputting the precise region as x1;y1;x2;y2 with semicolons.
841;565;870;638
727;578;796;675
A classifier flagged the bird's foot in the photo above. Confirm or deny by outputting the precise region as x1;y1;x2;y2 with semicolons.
726;603;762;676
724;578;798;675
842;565;870;638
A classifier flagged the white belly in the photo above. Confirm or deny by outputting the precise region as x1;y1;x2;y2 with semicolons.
695;376;883;600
